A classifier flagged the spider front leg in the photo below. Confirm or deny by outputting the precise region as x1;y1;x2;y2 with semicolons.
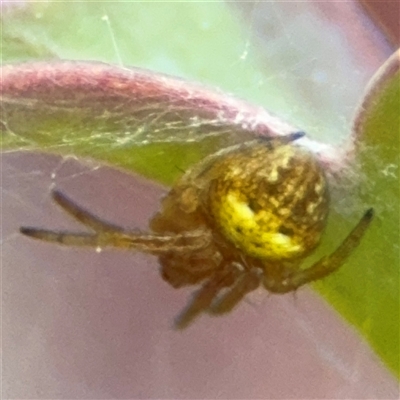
263;208;374;293
20;190;211;254
175;263;242;329
209;268;261;315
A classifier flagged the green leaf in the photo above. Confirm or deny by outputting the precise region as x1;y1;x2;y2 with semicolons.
315;50;400;376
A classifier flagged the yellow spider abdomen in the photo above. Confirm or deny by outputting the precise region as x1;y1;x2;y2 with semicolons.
215;191;303;259
206;140;329;261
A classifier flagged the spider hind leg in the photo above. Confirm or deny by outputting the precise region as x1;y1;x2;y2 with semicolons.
264;208;374;293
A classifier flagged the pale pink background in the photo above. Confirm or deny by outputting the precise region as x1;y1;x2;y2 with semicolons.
2;152;398;398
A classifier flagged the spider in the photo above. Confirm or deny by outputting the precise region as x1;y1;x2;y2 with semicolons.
20;132;373;329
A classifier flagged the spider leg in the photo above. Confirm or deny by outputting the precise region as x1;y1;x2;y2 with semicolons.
19;226;211;254
209;269;261;315
20;190;212;254
175;265;239;329
19;229;101;247
264;208;374;293
51;190;125;233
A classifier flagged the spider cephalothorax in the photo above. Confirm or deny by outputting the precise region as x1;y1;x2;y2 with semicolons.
20;132;373;328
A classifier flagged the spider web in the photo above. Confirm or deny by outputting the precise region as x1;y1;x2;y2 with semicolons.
1;1;398;398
